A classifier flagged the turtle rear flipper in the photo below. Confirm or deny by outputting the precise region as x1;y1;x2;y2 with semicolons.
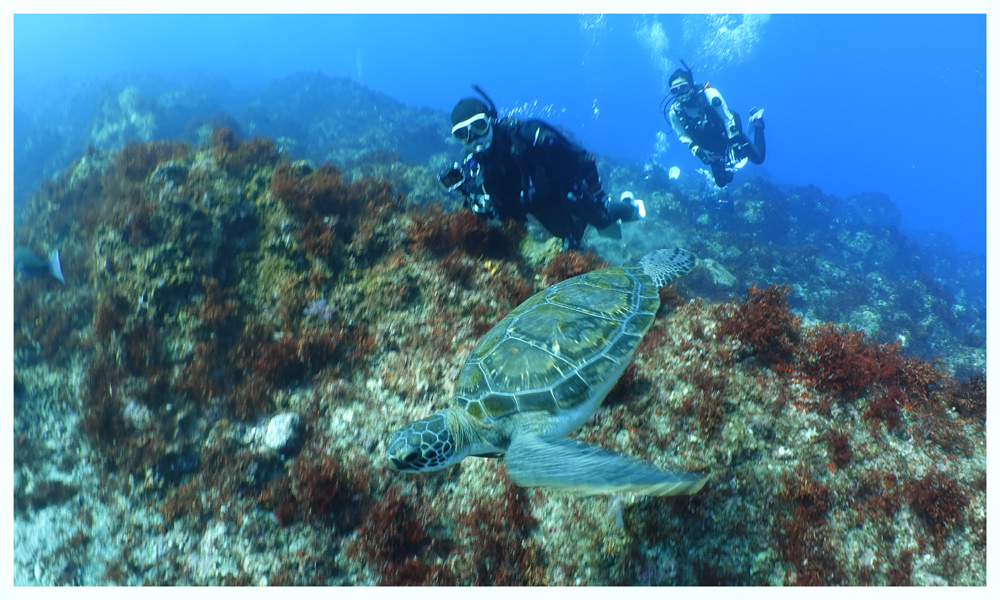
505;434;708;496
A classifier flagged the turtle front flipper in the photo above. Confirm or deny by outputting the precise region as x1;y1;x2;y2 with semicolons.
504;434;709;496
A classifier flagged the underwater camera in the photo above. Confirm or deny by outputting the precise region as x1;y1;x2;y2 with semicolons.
437;157;492;215
438;162;466;192
439;154;483;194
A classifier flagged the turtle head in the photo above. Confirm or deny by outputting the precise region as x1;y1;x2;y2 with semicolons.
387;411;460;473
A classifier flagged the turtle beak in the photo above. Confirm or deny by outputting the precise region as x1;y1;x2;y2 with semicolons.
388;450;421;473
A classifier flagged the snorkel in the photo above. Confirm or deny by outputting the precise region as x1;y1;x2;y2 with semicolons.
471;84;498;119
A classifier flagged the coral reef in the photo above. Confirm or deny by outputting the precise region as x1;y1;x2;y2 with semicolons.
13;76;985;587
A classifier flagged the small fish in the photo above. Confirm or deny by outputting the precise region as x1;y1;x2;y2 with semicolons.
14;247;65;283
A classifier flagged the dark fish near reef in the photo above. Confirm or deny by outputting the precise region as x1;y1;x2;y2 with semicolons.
14;247;64;283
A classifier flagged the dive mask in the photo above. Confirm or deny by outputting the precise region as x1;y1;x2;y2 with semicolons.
669;81;691;96
452;113;491;144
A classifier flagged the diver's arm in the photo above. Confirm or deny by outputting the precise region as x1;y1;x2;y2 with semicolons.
671;109;712;163
669;109;695;149
705;88;738;139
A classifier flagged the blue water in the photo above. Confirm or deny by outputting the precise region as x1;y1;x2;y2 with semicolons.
13;14;986;253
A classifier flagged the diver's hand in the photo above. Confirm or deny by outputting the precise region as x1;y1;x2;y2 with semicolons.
693;146;712;164
693;146;718;165
468;193;494;218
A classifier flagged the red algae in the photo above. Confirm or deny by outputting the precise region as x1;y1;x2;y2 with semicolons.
405;203;524;259
13;104;985;586
717;284;801;365
456;468;546;586
538;250;608;286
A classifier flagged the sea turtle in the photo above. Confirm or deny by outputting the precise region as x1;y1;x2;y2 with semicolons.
387;247;708;496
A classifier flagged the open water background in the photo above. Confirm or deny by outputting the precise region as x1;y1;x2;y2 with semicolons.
13;13;986;253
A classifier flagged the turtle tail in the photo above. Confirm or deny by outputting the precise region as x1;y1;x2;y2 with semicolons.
505;434;708;496
639;248;697;288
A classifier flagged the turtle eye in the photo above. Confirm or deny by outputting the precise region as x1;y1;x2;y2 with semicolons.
402;451;420;465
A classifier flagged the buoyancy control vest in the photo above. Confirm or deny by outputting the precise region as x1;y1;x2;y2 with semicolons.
479;118;599;241
671;90;730;153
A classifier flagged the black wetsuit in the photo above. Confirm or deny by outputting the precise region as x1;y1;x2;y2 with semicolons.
464;118;635;249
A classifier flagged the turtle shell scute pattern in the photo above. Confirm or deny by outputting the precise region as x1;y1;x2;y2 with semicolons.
455;265;659;424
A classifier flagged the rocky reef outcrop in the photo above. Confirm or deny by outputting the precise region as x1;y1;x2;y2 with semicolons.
13;74;985;586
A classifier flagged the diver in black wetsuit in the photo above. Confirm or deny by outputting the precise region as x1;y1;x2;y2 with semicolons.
664;62;766;188
439;86;645;250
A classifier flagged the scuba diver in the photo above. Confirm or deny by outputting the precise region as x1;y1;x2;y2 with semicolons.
439;85;646;250
662;61;766;188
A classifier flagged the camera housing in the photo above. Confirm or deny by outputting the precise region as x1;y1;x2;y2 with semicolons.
438;164;465;191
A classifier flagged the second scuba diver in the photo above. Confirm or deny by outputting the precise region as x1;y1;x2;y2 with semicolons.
439;86;646;250
663;61;766;188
